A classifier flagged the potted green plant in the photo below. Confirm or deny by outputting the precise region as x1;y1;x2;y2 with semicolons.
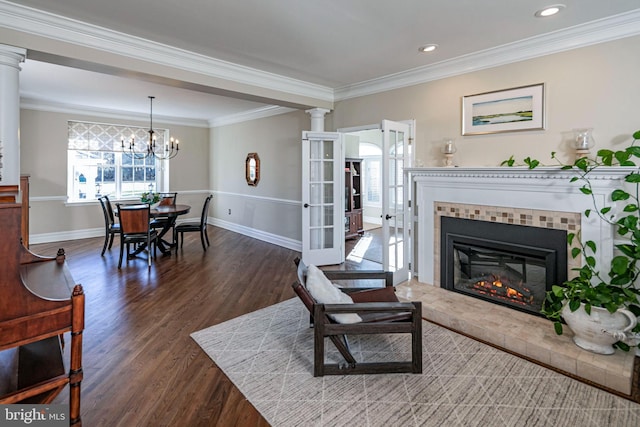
503;129;640;353
140;192;161;207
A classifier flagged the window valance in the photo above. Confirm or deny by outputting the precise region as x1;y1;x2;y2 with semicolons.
68;121;167;152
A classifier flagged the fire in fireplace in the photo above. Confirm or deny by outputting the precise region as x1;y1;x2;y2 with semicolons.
441;217;567;317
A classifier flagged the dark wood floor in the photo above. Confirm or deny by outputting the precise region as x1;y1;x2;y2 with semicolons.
38;227;301;426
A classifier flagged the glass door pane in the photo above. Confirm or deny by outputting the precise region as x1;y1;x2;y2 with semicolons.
302;132;343;265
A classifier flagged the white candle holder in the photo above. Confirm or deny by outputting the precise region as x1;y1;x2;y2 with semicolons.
573;128;595;160
441;138;457;167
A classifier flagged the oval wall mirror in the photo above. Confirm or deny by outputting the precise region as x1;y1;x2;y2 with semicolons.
245;153;260;186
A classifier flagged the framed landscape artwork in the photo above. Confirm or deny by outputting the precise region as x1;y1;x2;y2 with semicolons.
462;83;545;135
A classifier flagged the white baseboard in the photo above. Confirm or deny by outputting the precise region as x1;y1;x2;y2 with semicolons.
211;218;301;252
29;220;303;254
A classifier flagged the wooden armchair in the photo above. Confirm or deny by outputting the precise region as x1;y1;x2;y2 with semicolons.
292;258;422;376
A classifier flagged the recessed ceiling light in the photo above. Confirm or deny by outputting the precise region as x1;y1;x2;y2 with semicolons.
535;4;566;17
419;44;438;53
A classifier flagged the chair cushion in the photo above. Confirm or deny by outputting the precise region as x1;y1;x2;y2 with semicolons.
305;265;362;324
175;222;201;232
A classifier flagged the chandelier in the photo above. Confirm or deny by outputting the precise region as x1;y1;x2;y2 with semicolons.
121;96;180;160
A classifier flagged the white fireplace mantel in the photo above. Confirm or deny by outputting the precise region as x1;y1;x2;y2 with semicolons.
406;166;637;285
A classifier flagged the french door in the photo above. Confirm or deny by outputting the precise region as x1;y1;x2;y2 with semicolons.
301;131;344;265
381;120;411;285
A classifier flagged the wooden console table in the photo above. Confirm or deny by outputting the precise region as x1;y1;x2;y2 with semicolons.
0;190;84;425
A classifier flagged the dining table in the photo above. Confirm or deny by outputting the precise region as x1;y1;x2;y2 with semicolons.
150;204;191;255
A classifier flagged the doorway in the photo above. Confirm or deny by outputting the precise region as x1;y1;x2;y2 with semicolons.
343;129;384;268
340;120;414;284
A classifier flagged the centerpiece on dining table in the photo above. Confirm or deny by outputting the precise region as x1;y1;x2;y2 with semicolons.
140;192;161;208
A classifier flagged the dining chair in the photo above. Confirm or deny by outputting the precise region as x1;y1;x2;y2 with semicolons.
158;192;177;206
174;195;212;252
99;195;120;256
151;192;178;242
116;203;158;269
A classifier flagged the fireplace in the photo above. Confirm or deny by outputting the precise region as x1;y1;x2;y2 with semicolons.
440;217;567;317
403;167;637;397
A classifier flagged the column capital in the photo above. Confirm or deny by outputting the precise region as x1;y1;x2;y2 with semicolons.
0;44;26;69
305;107;331;118
305;108;331;132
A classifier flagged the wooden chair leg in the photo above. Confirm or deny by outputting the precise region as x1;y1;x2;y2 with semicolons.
101;232;109;256
200;229;207;251
147;238;152;269
204;226;210;247
118;240;124;268
108;232;116;250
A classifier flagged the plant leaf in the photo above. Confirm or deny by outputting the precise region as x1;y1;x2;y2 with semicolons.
625;173;640;183
500;156;515;167
553;322;563;335
611;256;630;274
611;189;630;201
569;299;581;311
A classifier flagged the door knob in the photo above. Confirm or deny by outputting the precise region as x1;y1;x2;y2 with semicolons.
303;203;310;208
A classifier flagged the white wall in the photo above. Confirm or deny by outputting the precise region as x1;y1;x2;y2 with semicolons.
209;109;308;247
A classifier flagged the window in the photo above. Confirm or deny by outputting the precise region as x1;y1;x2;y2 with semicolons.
67;121;167;202
364;158;381;204
360;142;382;206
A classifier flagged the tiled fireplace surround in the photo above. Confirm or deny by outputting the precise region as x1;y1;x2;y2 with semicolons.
401;167;639;398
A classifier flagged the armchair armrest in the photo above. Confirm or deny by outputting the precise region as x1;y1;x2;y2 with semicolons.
320;301;417;315
316;301;421;327
322;270;393;288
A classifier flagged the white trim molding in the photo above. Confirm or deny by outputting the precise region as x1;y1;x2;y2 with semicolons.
211;218;301;252
334;9;640;101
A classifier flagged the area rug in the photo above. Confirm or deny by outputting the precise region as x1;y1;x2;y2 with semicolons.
191;299;640;427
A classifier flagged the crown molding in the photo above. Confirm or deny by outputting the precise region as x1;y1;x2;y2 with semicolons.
20;97;210;128
20;96;297;128
209;106;297;128
406;166;636;182
0;1;333;103
3;1;640;120
335;9;640;101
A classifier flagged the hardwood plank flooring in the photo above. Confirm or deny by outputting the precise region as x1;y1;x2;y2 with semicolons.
35;227;301;426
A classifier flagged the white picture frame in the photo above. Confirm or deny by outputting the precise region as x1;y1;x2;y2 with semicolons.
462;83;545;135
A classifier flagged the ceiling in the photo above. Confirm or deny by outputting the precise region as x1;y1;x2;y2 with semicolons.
6;0;640;125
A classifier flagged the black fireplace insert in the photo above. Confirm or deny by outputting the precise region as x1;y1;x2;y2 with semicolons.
440;217;567;317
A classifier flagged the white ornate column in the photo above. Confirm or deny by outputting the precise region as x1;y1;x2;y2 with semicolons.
305;108;330;132
0;44;26;185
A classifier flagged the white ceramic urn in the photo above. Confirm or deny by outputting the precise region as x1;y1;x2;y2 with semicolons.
562;303;637;355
